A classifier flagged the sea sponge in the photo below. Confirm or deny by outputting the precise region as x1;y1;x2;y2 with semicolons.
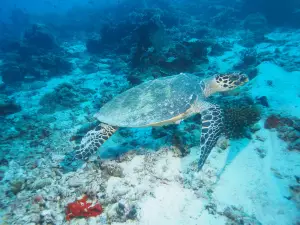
220;97;261;138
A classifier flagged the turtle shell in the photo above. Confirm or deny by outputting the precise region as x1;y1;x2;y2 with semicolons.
95;73;202;127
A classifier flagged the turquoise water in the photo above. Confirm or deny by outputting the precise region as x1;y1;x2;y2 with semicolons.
0;1;299;224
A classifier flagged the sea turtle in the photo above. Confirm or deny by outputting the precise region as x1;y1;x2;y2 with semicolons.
73;72;248;169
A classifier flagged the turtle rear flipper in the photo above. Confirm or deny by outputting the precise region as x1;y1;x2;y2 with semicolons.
74;123;118;160
198;105;224;170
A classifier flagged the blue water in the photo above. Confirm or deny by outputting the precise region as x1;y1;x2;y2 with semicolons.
0;0;299;224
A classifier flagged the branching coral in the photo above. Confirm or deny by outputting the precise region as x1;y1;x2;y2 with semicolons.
220;97;262;138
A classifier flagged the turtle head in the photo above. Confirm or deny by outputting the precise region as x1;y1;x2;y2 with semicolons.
213;72;249;91
202;72;249;97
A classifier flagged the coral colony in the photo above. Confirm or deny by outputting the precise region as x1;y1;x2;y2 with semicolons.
65;195;103;221
0;0;300;225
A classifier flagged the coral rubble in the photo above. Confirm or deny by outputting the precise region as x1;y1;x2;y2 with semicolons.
0;1;299;225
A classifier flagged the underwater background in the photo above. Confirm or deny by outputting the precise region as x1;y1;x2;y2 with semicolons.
0;0;300;224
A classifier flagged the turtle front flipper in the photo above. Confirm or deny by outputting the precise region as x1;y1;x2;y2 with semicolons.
74;123;118;160
198;105;224;170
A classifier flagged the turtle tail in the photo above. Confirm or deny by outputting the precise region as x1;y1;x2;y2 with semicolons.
74;123;118;160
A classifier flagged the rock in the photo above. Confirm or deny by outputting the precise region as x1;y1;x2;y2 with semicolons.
255;96;269;107
255;134;266;142
255;147;267;158
289;139;300;152
250;123;261;132
264;115;280;129
39;82;94;114
1;62;26;83
98;214;108;224
83;180;102;197
30;178;52;190
10;180;24;195
126;204;137;220
86;38;102;54
289;185;300;206
23;81;47;90
292;119;300;131
107;203;120;223
0;94;21;116
33;53;73;75
222;206;262;225
68;176;85;187
151;127;169;139
216;137;229;150
106;201;137;223
100;162;124;178
40;210;56;224
286;131;300;142
3;127;20;140
117;151;137;163
244;13;268;33
205;203;217;215
23;24;56;50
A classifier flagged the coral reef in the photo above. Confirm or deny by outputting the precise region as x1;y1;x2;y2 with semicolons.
234;48;260;79
0;23;73;85
23;24;57;50
39;83;95;114
66;195;103;221
265;115;300;151
241;0;300;27
0;50;72;85
0;1;299;225
0;94;21;116
220;97;262;138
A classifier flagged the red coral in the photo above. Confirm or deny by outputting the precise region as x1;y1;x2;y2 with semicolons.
33;195;43;203
66;195;103;221
264;115;280;129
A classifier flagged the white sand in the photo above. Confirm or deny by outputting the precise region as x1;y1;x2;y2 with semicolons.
250;62;300;117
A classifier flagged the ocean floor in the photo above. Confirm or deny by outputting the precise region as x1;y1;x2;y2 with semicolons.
0;29;300;225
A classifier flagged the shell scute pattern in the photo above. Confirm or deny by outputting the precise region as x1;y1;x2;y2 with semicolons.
96;74;202;127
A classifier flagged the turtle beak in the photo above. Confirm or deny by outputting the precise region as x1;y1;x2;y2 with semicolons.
240;75;249;83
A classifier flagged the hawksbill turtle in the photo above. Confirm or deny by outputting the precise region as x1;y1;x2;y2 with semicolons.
73;72;248;169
